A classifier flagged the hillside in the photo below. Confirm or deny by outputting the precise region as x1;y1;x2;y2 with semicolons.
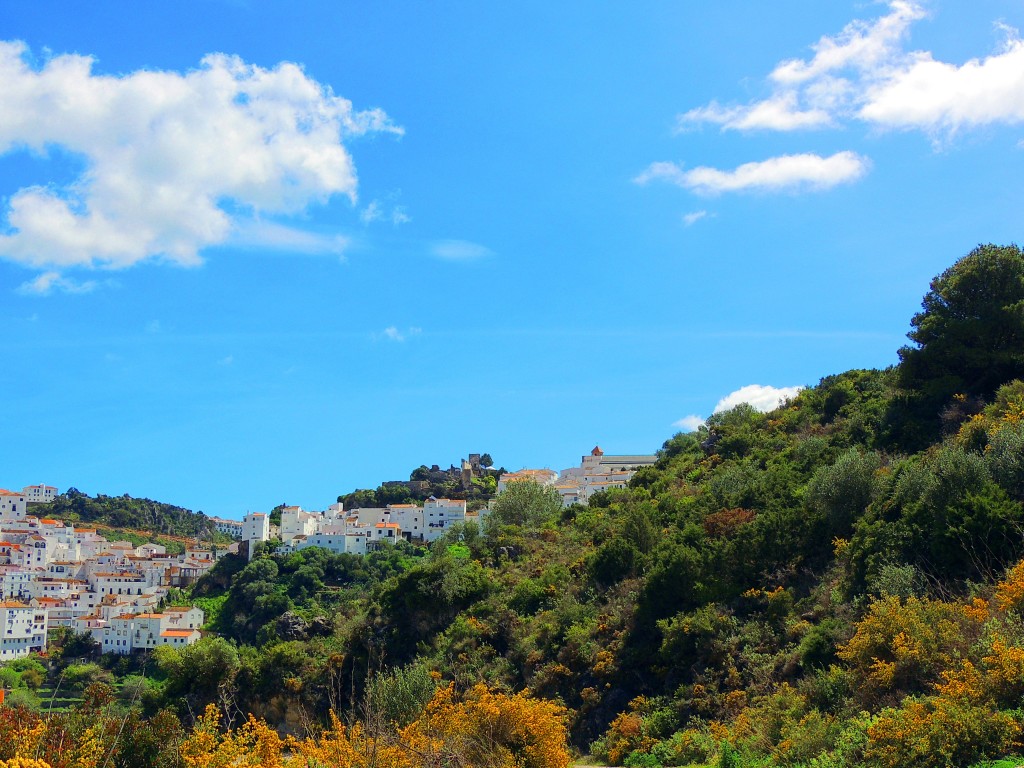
336;453;504;510
32;488;215;540
5;243;1024;767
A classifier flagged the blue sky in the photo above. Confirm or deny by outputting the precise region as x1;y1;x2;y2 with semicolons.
2;1;1023;517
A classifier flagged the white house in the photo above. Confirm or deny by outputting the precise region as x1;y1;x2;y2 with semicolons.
163;606;204;630
0;601;47;660
371;522;402;546
242;512;270;560
22;485;58;504
210;517;243;538
0;491;28;522
280;507;319;545
294;533;350;556
101;608;204;655
345;532;368;555
0;567;34;600
422;498;467;542
387;504;424;540
555;484;582;507
90;572;150;597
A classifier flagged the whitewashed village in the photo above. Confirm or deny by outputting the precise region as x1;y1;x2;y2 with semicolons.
1;447;653;662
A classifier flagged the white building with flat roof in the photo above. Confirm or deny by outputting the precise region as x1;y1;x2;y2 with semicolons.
210;517;243;538
280;507;319;545
242;512;270;560
101;608;203;655
0;491;28;522
0;601;47;660
23;485;58;504
423;498;467;542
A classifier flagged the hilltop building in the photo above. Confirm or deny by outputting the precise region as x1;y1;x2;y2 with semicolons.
554;446;657;506
23;485;58;504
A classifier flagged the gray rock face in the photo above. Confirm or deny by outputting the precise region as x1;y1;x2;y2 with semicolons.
308;616;333;637
276;611;309;640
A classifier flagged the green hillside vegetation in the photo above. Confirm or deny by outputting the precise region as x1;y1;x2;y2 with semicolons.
8;243;1024;767
34;487;216;540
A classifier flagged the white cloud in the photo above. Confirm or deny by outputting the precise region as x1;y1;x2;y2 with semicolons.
713;384;803;414
679;2;1024;139
17;271;97;296
431;239;493;261
636;151;868;195
682;210;708;226
681;2;924;132
218;355;234;366
0;41;400;275
859;35;1024;133
673;414;706;431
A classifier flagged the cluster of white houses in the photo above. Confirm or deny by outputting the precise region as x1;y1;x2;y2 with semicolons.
226;448;656;562
240;496;485;560
0;487;210;660
0;446;656;662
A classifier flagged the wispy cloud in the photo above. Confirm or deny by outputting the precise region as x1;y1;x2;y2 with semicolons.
714;384;803;414
680;93;833;132
360;199;411;226
232;219;350;257
682;210;709;227
378;326;422;342
218;355;234;366
636;152;868;195
431;239;493;261
0;41;400;281
17;271;98;296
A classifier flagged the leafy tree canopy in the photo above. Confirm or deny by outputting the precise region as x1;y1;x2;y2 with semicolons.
488;479;562;529
899;243;1024;403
